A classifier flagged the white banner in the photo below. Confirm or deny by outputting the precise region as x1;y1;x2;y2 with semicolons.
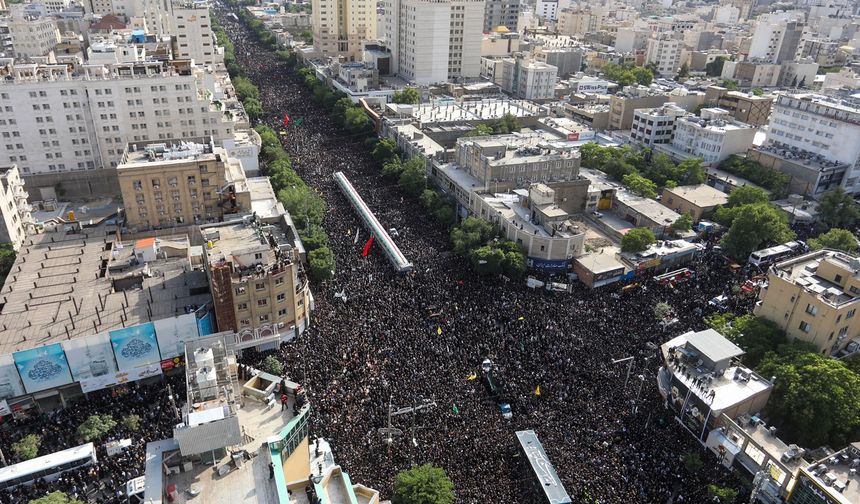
0;399;9;416
79;373;118;394
79;363;162;393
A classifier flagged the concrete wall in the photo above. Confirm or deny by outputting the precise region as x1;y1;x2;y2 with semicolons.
24;169;121;201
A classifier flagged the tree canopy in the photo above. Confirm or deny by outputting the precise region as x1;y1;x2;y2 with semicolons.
77;414;116;442
808;228;859;254
392;464;455;504
391;87;420;104
758;349;860;448
28;492;86;504
705;314;786;369
718;155;789;197
602;63;653;86
308;247;335;281
816;187;860;231
621;228;656;253
721;203;794;259
398;158;427;198
671;213;693;232
450;217;495;255
727;186;769;207
11;434;40;461
705;57;727;77
622;173;658;199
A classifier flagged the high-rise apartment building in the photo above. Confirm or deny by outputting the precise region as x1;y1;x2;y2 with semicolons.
0;165;32;250
383;0;483;84
483;0;522;32
312;0;376;60
84;0;175;37
0;60;242;181
117;137;251;228
748;12;807;64
7;11;59;58
644;33;682;77
173;2;224;67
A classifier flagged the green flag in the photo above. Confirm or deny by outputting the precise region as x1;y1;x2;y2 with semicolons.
295;117;304;126
452;404;459;414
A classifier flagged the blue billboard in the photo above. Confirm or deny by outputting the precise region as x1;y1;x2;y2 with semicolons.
13;343;74;394
110;322;161;371
527;257;572;272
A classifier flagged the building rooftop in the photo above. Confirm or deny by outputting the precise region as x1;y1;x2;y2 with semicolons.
661;331;772;413
663;184;729;208
119;137;216;167
479;192;582;239
463;133;581;166
616;192;681;226
410;98;546;125
772;250;860;307
686;328;744;363
0;225;210;355
799;443;860;504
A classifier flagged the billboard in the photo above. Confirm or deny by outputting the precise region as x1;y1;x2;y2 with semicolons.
62;332;118;382
154;314;200;360
13;343;74;394
110;323;161;372
0;354;25;400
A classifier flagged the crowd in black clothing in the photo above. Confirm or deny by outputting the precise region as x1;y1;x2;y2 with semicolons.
0;374;185;504
215;5;757;503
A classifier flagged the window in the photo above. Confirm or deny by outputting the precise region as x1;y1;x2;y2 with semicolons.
848;309;856;319
805;304;817;316
259;314;269;323
257;298;268;306
238;302;248;311
255;282;265;291
278;309;288;317
240;319;250;327
798;321;811;333
835;274;843;283
275;277;284;285
277;293;286;302
235;286;246;295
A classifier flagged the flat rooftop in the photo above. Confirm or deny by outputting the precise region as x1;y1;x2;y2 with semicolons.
616;192;681;226
202;218;293;270
119;137;216;167
800;444;860;504
412;98;545;124
772;250;859;306
661;332;772;413
0;226;210;355
663;184;729;208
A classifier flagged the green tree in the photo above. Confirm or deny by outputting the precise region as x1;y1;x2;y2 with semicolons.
602;158;636;181
671;212;693;232
751;87;764;96
502;250;527;279
450;217;495;255
721;203;794;259
758;350;860;447
676;158;706;185
722;79;740;91
705;56;727;77
622;173;658;199
121;414;141;432
344;106;371;134
232;76;259;102
727;186;769;207
465;123;494;137
621;227;656;253
470;245;505;275
398;158;427;197
491;113;521;134
682;451;703;474
262;355;284;376
278;187;327;229
381;157;404;179
0;243;15;290
77;414;116;442
676;62;689;80
707;485;738;503
391;87;420;104
28;492;86;504
308;247;335;281
808;228;859;253
242;97;263;119
372;138;400;163
392;464;455;504
719;155;789;197
817;187;860;230
654;301;672;321
11;434;40;461
331;96;354;124
299;224;330;251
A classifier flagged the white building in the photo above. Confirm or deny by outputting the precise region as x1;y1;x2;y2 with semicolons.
84;0;174;38
535;0;558;21
173;3;224;67
0;165;32;250
821;68;860;90
8;12;60;58
43;0;72;14
765;94;860;192
645;33;682;77
655;108;756;165
630;103;689;147
313;0;376;60
493;56;558;100
748;12;807;64
0;60;244;178
383;0;483;85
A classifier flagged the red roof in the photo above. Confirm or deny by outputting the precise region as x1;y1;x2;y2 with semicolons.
134;237;156;249
90;15;126;30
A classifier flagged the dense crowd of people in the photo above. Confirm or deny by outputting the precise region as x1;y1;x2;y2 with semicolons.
217;5;755;503
0;375;185;504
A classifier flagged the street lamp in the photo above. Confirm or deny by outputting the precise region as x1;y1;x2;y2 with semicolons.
612;356;635;390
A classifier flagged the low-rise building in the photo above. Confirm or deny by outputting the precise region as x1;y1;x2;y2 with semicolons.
117;137;251;229
655;108;756;166
613;191;682;238
492;56;559;100
657;328;773;442
202;214;311;351
722;60;781;88
661;184;728;222
755;250;860;356
788;443;860;504
0;165;32;250
608;87;669;130
704;86;775;127
630;103;688;147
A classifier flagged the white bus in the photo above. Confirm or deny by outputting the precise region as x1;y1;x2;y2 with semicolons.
0;442;97;491
748;241;804;268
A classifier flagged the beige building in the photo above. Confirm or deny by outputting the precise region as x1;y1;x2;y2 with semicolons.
755;250;860;355
202;215;311;347
661;184;728;222
117;137;250;229
0;165;32;250
704;86;774;127
608;90;669;130
312;0;376;60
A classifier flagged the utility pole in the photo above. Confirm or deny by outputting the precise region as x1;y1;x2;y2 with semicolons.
612;356;635;390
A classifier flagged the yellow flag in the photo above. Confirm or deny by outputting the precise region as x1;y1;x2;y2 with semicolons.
467;373;477;381
437;327;442;335
534;385;541;396
518;316;524;321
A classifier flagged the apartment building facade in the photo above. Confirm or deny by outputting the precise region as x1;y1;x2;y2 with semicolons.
655;108;756;165
312;0;376;60
0;165;32;250
483;0;522;31
644;33;682;77
629;103;688;146
704;86;774;126
7;13;59;58
173;3;224;67
384;0;483;84
608;90;669;130
755;250;860;356
0;60;241;182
